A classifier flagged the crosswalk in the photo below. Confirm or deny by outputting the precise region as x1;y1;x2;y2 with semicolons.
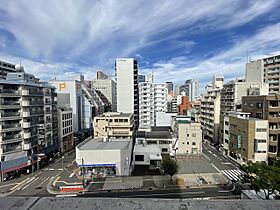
15;176;54;191
221;169;244;181
102;177;143;190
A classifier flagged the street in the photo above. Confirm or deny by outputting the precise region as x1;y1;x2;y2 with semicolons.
202;142;244;181
0;150;76;197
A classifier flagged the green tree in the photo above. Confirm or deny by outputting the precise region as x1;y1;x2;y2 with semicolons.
161;156;180;180
241;161;280;199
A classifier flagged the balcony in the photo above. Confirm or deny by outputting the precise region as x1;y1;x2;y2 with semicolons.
23;132;31;139
21;89;29;96
269;140;278;147
23;143;32;150
0;123;21;131
0;89;20;96
268;152;277;158
0;112;21;119
22;122;31;128
2;134;22;141
0;100;21;109
22;111;30;117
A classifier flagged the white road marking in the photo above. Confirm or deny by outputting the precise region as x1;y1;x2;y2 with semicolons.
56;194;77;197
69;173;75;178
22;177;39;190
221;162;232;165
16;177;34;190
36;177;51;187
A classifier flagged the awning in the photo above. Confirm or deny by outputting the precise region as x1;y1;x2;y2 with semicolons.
149;154;162;161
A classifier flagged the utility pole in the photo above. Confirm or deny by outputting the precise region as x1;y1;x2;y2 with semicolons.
82;158;85;188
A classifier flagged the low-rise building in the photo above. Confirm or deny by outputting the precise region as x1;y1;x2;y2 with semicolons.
58;107;74;154
93;112;134;139
136;126;174;155
242;94;280;163
175;119;202;155
155;112;177;126
221;112;268;164
75;138;132;176
133;144;162;169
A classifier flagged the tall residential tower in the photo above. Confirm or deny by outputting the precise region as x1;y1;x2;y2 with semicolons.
115;58;139;128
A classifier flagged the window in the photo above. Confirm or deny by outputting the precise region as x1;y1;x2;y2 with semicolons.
256;103;263;108
258;139;266;143
162;148;168;152
192;133;196;137
192;142;196;146
256;128;267;132
135;155;144;161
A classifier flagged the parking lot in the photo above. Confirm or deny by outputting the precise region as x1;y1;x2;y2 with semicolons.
177;156;218;174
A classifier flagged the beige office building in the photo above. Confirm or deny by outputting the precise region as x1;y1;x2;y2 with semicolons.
93;112;134;139
176;120;202;155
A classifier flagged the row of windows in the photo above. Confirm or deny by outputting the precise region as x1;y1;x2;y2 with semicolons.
62;127;72;135
62;113;72;120
62;120;72;128
186;133;197;137
256;128;267;132
183;142;196;146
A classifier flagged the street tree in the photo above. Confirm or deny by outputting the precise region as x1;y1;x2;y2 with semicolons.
161;156;180;180
241;161;280;199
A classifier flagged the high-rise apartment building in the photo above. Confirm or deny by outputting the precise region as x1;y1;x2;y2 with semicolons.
115;58;139;128
246;54;280;94
201;75;224;143
92;71;117;112
0;65;58;181
0;60;16;80
179;79;199;102
242;95;280;163
139;73;167;126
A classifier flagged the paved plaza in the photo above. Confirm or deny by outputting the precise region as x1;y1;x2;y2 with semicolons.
177;155;218;174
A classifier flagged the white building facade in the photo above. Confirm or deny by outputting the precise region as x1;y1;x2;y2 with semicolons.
115;58;139;127
139;73;167;127
201;75;224;143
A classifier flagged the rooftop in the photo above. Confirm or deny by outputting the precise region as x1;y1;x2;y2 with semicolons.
136;130;172;139
134;144;161;153
97;112;132;118
76;138;131;150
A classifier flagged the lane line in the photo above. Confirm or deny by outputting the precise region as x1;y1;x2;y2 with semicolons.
21;177;39;190
56;194;77;197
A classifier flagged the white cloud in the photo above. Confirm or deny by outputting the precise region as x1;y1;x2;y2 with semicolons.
0;0;278;63
142;23;280;93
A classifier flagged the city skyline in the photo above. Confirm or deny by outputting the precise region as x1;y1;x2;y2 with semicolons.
0;0;280;92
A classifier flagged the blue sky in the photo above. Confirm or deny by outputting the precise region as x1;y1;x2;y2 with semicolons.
0;0;280;92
